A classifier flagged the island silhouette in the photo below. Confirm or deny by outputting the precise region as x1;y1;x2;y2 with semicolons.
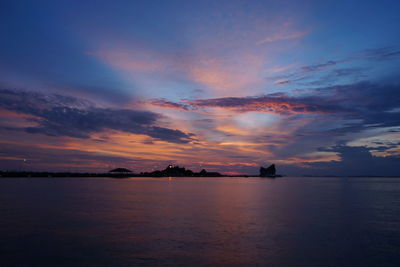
260;164;280;178
0;164;282;178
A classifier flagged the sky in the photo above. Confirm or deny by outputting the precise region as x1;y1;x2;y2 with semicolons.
1;0;400;175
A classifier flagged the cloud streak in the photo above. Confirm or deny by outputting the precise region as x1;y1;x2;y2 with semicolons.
268;46;400;86
150;99;190;111
186;95;339;114
256;30;308;45
151;81;400;120
151;81;400;119
0;89;193;143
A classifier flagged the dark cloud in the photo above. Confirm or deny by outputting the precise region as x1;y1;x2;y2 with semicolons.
268;46;400;86
268;58;348;83
323;82;400;129
361;47;400;61
332;68;365;77
299;68;367;87
149;81;400;170
248;81;400;172
187;95;343;114
274;76;311;85
305;145;400;176
276;80;291;85
150;81;400;126
145;126;195;143
0;88;193;143
150;99;191;111
300;47;400;73
301;60;339;72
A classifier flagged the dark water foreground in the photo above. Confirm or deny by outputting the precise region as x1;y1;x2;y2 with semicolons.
0;177;399;266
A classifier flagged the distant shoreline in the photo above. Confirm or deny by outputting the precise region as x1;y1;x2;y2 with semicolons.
0;171;251;178
0;171;399;178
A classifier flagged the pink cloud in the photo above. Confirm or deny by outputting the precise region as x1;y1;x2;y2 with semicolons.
186;53;266;97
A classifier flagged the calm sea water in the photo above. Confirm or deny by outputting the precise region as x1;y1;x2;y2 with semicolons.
0;177;399;266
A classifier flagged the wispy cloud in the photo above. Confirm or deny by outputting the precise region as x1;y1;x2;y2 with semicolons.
301;60;340;72
150;92;346;115
256;30;308;45
150;99;191;111
361;46;400;61
268;46;400;86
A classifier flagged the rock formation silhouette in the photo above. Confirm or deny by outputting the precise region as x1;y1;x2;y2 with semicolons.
260;164;276;177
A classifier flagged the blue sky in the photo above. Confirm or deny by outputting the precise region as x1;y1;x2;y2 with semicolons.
0;0;399;175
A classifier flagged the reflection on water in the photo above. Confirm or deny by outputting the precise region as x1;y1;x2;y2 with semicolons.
0;177;400;266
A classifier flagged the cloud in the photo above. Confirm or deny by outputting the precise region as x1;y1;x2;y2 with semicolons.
331;68;365;77
150;81;400;125
187;95;340;114
149;81;400;119
150;99;190;111
361;47;400;61
149;90;349;115
255;81;400;169
300;47;400;73
267;46;400;87
301;60;339;72
187;54;265;96
0;88;193;143
304;144;400;176
293;82;400;132
148;80;400;168
256;30;308;45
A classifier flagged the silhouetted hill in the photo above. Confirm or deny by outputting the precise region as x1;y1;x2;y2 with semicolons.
109;168;132;173
141;165;222;177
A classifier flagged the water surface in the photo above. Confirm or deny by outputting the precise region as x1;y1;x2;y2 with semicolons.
0;177;399;266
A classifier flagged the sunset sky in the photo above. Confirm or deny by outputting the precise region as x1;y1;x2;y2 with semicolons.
1;0;399;175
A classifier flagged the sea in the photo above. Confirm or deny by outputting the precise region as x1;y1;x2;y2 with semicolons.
0;177;399;266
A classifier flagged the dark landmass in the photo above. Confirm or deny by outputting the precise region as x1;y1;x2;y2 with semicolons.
259;164;283;178
2;163;397;178
140;165;222;177
0;171;133;178
0;170;399;178
302;175;400;178
0;165;223;178
109;168;133;173
260;164;276;177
